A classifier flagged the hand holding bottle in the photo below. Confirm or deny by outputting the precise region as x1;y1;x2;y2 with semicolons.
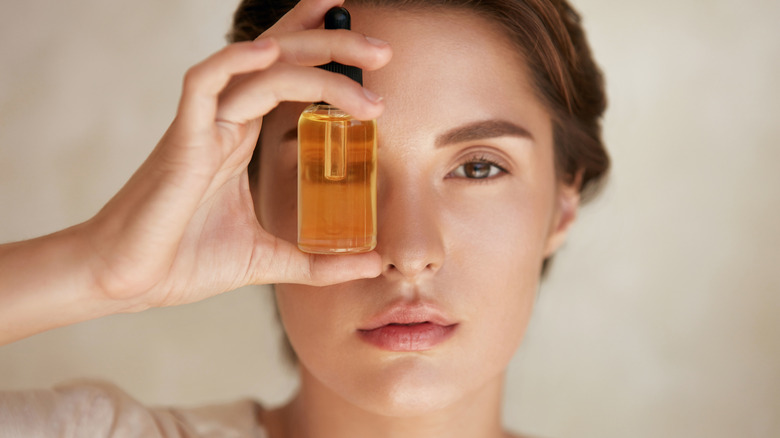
0;0;392;345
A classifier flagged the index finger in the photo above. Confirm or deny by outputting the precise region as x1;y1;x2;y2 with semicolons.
262;0;345;37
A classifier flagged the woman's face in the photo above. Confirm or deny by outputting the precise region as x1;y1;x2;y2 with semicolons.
255;7;579;415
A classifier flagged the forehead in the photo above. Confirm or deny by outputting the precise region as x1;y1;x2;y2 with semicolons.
348;5;549;148
259;6;552;157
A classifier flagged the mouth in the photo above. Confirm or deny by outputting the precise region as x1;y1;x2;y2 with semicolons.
357;303;458;352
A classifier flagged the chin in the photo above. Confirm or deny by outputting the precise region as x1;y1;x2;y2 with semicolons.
356;382;462;418
343;355;467;417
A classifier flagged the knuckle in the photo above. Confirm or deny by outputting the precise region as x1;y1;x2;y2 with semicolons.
258;66;287;105
182;64;206;91
223;41;247;57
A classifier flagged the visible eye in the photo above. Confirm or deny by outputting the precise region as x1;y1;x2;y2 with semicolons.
449;158;506;180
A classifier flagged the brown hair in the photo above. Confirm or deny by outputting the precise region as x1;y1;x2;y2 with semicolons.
231;0;609;276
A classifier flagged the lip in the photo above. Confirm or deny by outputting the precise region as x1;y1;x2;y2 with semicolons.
357;302;458;352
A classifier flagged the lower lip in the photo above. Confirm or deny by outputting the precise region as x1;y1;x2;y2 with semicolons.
358;323;457;352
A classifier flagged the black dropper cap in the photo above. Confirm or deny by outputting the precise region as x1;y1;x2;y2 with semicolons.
318;7;363;86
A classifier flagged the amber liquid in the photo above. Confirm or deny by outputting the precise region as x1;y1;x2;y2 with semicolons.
298;104;377;253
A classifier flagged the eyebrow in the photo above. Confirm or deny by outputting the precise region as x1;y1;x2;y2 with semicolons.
436;119;533;148
279;119;533;146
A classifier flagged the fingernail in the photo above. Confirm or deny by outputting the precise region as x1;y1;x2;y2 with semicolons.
365;36;389;47
362;87;383;103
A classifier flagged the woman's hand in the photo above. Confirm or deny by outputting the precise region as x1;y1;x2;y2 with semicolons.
0;0;392;344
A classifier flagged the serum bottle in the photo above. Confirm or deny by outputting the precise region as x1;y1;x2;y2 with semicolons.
298;7;377;254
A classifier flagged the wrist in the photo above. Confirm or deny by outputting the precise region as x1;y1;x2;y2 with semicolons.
0;222;146;345
76;215;154;314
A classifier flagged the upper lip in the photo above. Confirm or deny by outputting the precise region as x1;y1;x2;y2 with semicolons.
358;301;457;331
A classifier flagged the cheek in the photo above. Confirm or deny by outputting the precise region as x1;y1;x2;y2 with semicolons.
274;284;387;407
258;148;298;240
274;284;356;363
440;181;554;358
274;285;332;373
275;284;329;344
444;181;553;279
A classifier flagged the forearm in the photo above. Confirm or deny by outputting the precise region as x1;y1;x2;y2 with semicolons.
0;20;388;346
0;223;136;345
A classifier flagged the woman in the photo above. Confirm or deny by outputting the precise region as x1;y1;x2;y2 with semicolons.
0;0;608;436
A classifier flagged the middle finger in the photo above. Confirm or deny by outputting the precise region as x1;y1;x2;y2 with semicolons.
275;28;392;71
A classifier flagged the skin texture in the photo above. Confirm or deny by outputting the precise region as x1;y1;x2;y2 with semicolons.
255;5;580;438
0;0;578;436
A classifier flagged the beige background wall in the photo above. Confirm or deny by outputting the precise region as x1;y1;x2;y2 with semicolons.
1;1;778;437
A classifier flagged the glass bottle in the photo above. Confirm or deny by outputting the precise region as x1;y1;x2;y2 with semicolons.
297;7;377;254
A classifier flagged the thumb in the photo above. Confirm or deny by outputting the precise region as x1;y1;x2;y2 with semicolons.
251;237;382;286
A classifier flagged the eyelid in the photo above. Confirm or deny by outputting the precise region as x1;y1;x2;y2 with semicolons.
458;146;512;170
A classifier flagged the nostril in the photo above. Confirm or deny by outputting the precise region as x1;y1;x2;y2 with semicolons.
384;261;439;277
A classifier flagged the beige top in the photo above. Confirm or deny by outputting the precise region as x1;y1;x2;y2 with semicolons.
0;380;268;438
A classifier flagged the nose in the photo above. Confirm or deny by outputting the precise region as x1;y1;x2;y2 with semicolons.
376;179;445;281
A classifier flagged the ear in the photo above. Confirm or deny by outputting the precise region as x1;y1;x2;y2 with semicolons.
543;170;583;257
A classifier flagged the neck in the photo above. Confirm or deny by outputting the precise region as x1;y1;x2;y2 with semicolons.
267;366;508;438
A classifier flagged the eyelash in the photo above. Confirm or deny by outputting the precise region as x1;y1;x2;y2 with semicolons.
448;154;509;181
